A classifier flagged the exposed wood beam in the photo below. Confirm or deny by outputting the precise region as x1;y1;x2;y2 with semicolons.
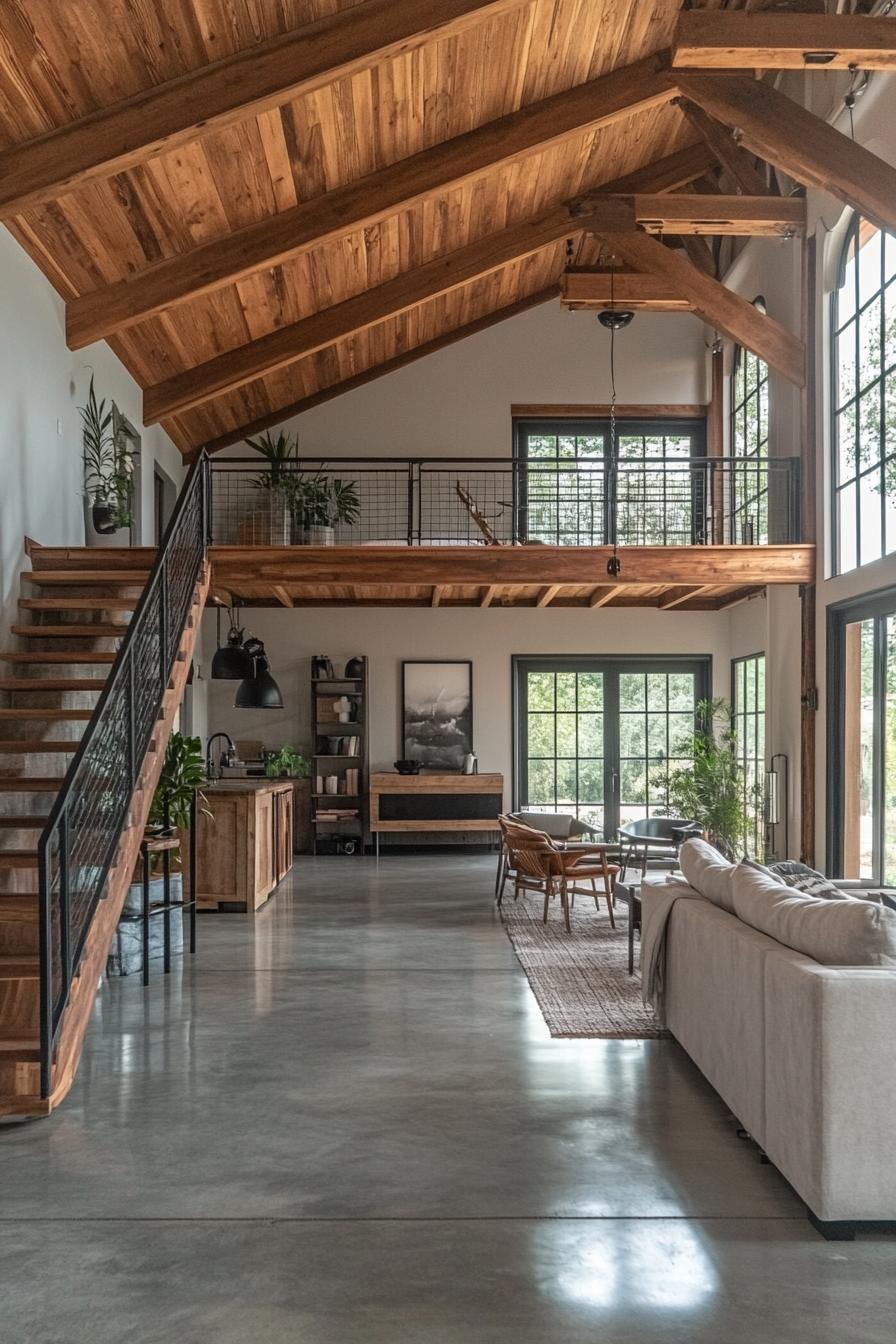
272;585;294;608
431;585;447;607
536;584;562;608
0;0;529;221
568;193;805;236
209;544;816;591
146;211;575;424
560;270;693;312
588;586;617;609
674;12;896;71
674;74;896;240
657;585;715;610
678;234;717;279
67;51;676;349
675;97;769;197
589;231;805;386
201;288;557;455
480;585;500;607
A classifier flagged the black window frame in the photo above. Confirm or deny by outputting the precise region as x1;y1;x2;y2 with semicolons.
730;339;770;545
731;651;766;859
512;654;712;841
513;415;708;547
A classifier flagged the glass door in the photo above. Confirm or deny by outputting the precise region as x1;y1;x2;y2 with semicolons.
515;657;709;840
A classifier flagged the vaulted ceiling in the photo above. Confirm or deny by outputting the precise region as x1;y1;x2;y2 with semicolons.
0;0;850;455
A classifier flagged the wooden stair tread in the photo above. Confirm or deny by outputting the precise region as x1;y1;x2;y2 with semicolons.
0;709;92;720
0;1038;41;1062
0;741;78;753
19;598;139;610
22;570;150;585
0;956;39;980
11;624;128;638
0;652;117;664
27;544;155;567
0;890;39;899
0;677;106;691
0;851;38;868
0;778;63;792
0;816;47;828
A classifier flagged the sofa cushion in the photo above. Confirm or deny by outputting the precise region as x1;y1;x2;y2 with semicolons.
766;859;850;901
678;837;737;912
731;862;896;966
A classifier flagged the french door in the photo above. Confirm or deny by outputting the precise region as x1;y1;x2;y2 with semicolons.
828;590;896;882
513;657;710;841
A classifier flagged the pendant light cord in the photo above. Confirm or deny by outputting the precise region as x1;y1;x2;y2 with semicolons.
607;263;621;577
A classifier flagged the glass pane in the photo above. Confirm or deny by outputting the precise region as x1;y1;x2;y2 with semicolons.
886;617;896;885
619;673;645;711
841;619;875;880
577;713;603;755
556;673;576;711
619;713;646;757
556;713;577;757
577;673;603;710
527;714;554;758
527;672;554;712
527;758;556;808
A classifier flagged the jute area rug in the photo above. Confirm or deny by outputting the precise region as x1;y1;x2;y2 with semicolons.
500;889;669;1040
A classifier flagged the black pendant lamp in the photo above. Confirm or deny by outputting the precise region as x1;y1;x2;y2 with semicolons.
235;636;283;709
600;257;633;579
211;606;252;680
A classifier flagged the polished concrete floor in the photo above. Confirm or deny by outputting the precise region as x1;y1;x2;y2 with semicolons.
1;854;893;1341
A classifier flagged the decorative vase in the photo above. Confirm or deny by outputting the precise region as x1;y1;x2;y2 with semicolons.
299;525;335;546
83;495;130;548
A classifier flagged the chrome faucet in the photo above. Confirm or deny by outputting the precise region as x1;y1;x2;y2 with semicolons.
206;732;236;781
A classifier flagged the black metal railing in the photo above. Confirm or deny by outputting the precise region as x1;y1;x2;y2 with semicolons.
37;451;210;1097
208;454;801;547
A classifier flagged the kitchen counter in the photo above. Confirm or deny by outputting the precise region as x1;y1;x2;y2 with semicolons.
187;779;294;912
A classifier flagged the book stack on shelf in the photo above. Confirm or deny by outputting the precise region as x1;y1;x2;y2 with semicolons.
311;656;368;855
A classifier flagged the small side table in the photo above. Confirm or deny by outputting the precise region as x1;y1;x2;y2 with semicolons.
615;880;642;975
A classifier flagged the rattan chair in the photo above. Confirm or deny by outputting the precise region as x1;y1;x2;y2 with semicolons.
499;815;619;932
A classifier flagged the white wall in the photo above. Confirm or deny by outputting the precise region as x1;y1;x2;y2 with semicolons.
0;227;184;642
202;604;735;809
221;301;707;461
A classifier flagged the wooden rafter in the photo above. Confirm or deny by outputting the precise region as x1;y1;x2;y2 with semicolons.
144;209;576;423
536;585;562;608
567;193;805;236
480;586;501;608
67;50;676;349
272;586;294;608
586;230;805;386
674;13;896;71
674;74;896;240
559;270;693;312
674;98;769;197
657;585;715;610
0;0;529;221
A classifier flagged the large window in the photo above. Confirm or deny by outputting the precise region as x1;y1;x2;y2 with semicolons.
514;418;706;547
828;590;896;883
832;216;896;573
730;345;769;544
514;657;710;840
732;652;766;859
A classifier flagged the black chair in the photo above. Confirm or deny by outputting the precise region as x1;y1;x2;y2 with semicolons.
617;817;699;877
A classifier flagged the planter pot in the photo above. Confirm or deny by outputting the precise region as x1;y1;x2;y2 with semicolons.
83;496;130;548
297;525;335;546
107;873;183;977
267;493;291;545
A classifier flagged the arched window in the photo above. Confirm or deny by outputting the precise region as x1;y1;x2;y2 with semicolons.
832;216;896;573
730;343;769;543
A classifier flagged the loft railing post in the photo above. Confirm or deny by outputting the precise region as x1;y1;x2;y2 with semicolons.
406;462;415;546
159;566;169;695
58;809;70;1004
38;838;53;1099
127;650;137;791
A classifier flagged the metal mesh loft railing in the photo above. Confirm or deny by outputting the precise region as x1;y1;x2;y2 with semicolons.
207;454;801;547
37;451;210;1098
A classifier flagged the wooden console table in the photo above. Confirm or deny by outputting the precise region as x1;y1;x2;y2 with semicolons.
370;772;503;855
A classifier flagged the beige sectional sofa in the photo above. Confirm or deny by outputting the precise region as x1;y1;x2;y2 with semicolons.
641;841;896;1239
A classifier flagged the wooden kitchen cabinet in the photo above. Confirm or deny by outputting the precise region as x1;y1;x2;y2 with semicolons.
188;781;294;913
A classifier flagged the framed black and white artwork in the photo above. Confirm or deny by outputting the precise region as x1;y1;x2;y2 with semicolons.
401;660;473;770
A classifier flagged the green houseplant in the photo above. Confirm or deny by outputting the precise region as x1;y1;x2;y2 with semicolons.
246;430;297;544
288;472;361;545
651;698;755;861
264;745;311;779
80;375;135;537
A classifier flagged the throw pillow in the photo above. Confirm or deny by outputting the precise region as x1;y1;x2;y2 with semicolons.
767;859;850;901
679;837;737;913
731;862;896;966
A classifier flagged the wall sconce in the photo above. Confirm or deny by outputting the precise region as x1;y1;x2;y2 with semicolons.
765;752;789;861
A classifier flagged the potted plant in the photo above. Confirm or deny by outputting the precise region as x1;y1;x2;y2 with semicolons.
265;745;312;853
80;375;136;545
108;734;212;976
288;471;361;545
264;745;311;779
245;430;297;544
651;698;756;861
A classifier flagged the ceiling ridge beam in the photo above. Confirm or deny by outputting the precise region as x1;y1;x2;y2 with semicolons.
674;13;896;72
66;51;678;349
674;73;896;240
0;0;530;221
145;209;574;424
588;229;805;386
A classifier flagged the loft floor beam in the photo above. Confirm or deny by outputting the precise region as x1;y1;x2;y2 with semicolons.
590;229;805;386
568;193;805;236
144;209;575;424
67;51;676;349
674;12;896;71
674;73;896;240
0;0;529;221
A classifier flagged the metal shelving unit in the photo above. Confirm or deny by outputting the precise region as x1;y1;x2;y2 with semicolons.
310;660;368;855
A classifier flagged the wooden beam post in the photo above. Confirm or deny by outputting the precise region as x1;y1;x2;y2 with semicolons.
67;50;676;348
587;230;805;386
674;73;896;240
674;12;896;71
0;0;530;220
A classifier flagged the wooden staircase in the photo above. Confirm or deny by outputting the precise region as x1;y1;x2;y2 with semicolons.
0;540;209;1115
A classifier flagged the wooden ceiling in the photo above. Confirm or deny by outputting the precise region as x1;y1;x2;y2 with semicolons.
0;0;737;454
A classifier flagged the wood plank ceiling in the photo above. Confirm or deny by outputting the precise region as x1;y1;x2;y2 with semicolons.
0;0;733;454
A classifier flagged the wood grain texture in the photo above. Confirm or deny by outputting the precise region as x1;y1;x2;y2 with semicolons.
570;193;804;235
674;13;896;71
